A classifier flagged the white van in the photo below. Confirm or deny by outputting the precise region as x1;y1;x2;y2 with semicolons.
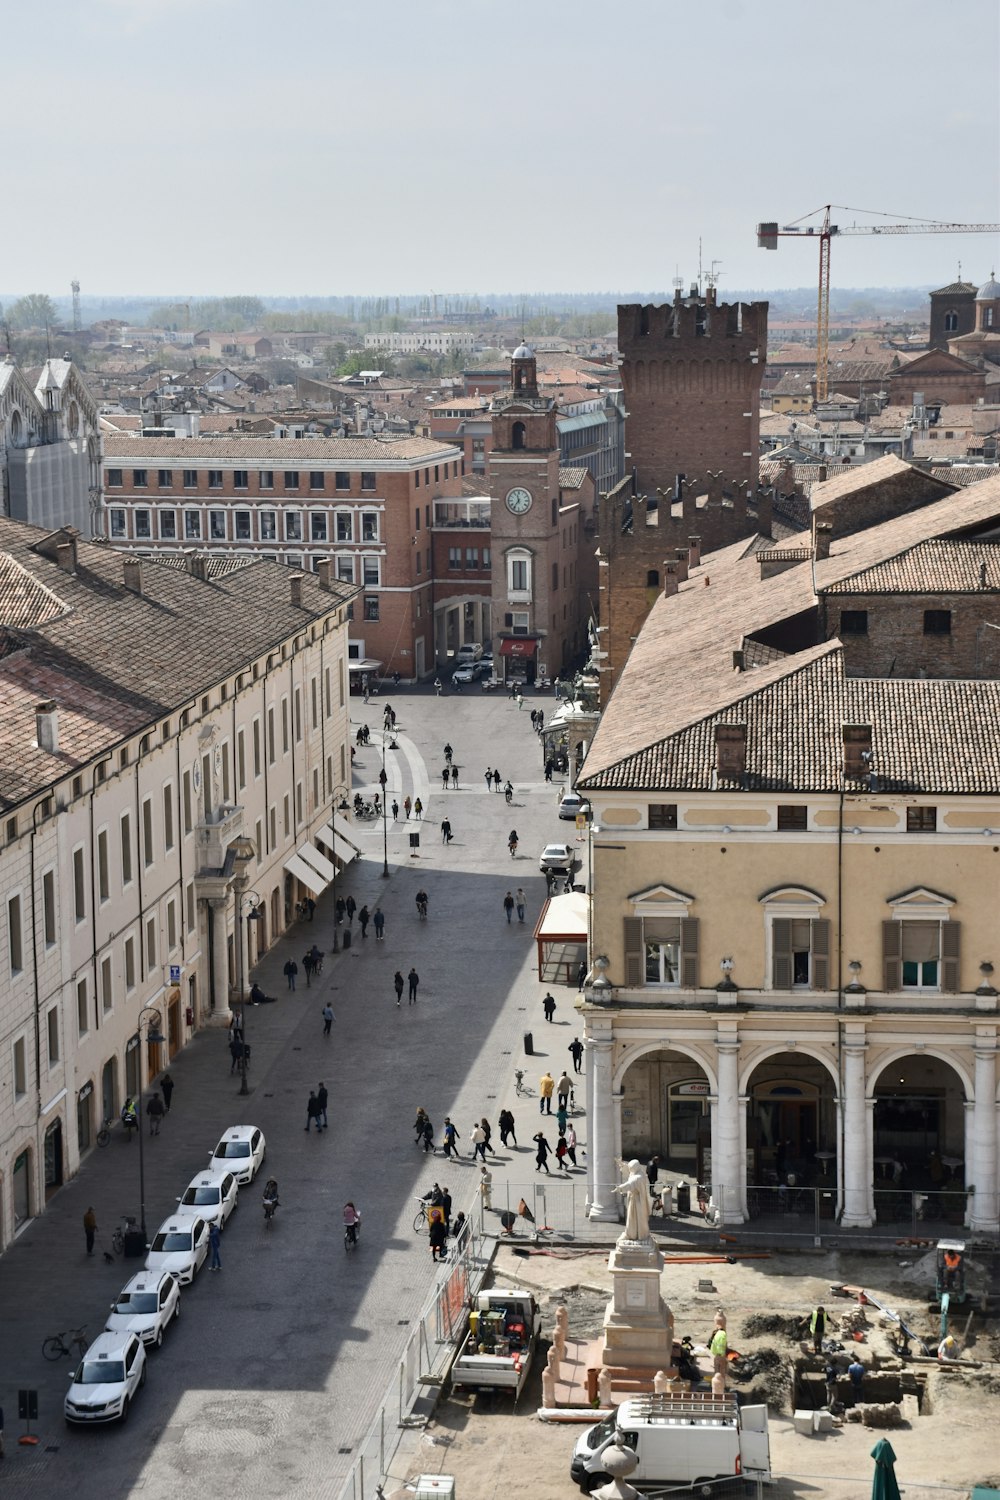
571;1393;770;1492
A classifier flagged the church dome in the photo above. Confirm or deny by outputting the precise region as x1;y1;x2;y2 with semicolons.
512;342;534;360
976;275;1000;301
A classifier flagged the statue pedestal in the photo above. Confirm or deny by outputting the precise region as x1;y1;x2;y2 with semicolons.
601;1238;675;1370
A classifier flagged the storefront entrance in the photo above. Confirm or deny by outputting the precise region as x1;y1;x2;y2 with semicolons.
44;1119;64;1200
77;1082;94;1154
12;1148;31;1230
746;1053;837;1187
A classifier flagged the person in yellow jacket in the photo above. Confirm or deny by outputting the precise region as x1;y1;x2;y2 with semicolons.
710;1322;728;1378
539;1071;555;1115
810;1304;827;1354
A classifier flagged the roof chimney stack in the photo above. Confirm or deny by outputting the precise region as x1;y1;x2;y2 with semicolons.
663;561;679;597
316;558;332;591
123;557;143;594
36;701;59;754
290;573;304;607
674;547;690;583
814;522;833;562
715;723;747;781
688;534;702;568
56;540;76;574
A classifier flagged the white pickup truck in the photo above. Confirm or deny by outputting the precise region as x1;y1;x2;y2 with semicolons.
571;1392;771;1493
450;1289;541;1399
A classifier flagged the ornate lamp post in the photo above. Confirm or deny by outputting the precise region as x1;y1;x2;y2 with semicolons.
135;1005;166;1242
329;787;350;951
235;888;262;1097
379;746;390;878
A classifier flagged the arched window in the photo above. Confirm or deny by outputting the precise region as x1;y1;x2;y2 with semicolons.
944;311;958;332
987;307;995;329
646;568;660;588
9;409;22;445
67;400;79;436
512;421;526;450
639;308;650;336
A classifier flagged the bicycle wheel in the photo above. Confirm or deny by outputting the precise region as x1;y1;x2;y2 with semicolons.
42;1336;65;1361
413;1208;428;1234
111;1229;125;1255
96;1126;111;1147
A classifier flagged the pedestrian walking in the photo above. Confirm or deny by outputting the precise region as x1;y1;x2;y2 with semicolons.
442;767;450;790
408;967;419;1004
394;971;404;1007
209;1221;222;1271
556;1072;572;1110
556;1132;570;1173
569;1038;584;1073
472;1122;487;1161
317;1081;329;1130
305;897;316;921
484;768;493;791
479;1166;493;1210
543;992;556;1022
503;891;515;923
646;1156;660;1190
533;1132;552;1173
284;959;298;991
450;764;458;787
544;758;554;782
309;943;324;975
413;1107;429;1143
160;1072;174;1112
545;869;556;896
403;796;412;820
516;691;523;710
305;1091;322;1132
442;1117;460;1157
392;799;399;820
83;1206;97;1256
577;961;587;991
359;905;370;938
810;1305;828;1354
441;1186;453;1230
335;896;346;926
492;769;501;792
345;895;356;925
441;818;452;844
555;1101;568;1135
565;1123;578;1167
515;887;527;922
444;742;453;763
539;1071;554;1114
229;1037;242;1075
146;1093;164;1136
302;950;316;987
413;797;423;820
373;907;385;941
322;1002;335;1035
499;1107;517;1147
480;1117;493;1154
422;1117;435;1153
429;1215;448;1262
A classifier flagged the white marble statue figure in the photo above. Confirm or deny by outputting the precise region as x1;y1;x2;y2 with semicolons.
613;1158;652;1241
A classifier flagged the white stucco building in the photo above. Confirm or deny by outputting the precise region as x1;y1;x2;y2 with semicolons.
0;358;102;535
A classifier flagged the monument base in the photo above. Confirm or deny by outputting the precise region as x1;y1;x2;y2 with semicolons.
601;1237;674;1370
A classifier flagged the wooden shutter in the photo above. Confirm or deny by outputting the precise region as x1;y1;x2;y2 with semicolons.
624;917;643;988
941;921;961;992
883;920;901;991
811;919;830;990
680;917;700;989
772;919;792;990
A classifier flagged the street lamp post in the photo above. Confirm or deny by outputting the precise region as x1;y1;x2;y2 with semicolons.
235;888;262;1097
329;787;350;951
135;1005;166;1243
379;760;389;878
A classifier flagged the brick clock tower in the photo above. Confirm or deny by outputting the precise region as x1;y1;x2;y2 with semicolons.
489;344;563;686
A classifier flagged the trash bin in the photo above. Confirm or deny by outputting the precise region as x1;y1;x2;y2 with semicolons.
342;928;351;950
524;1031;534;1056
123;1229;146;1258
675;1181;691;1216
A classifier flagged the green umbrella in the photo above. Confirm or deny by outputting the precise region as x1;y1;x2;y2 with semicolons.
871;1438;901;1500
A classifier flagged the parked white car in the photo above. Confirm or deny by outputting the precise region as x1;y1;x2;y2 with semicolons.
144;1214;210;1285
105;1270;180;1348
207;1125;266;1185
539;841;575;874
64;1331;146;1425
178;1169;238;1228
558;790;591;821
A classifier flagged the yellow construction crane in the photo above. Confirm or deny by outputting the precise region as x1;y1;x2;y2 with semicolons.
757;205;1000;400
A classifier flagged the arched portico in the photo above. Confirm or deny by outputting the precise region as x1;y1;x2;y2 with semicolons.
871;1051;984;1229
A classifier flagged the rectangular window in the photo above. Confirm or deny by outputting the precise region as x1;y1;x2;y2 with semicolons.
772;917;824;987
362;512;379;542
361;472;376;491
237;729;247;790
269;805;277;848
133;468;148;488
167;898;177;951
310;677;318;730
208;470;223;489
186;880;195;934
210;509;226;540
77;977;89;1038
335;471;350;490
124;935;136;991
159;508;177;539
840;610;868;635
483;546;491;569
363;557;379;585
294;688;302;743
221;743;231;804
7;888;22;972
142;798;154;867
47;1007;59;1065
284;471;300;490
101;954;113;1012
98;829;110;901
336;555;353;583
644;919;681;984
109;508;126;538
235;510;251;540
107;468;123;487
184;510;201;539
146;916;156;968
510;559;528;591
183;469;198;488
134;509;151;538
252;718;262;777
157;469;173;488
267;706;276;764
285;511;302;541
648;804;678;830
73;847;86;921
906;806;937;832
259;470;274;490
467;548;478;569
777;805;808;831
40;869;56;945
901;921;941;989
283;793;290;838
182;769;193;834
233;470;249;489
14;1036;26;1096
163;783;175;850
281;697;290;753
296;781;303;823
364;595;380;621
260;510;276;540
924;609;952;635
255;816;264;861
311;513;328;542
309;472;325;491
120;812;133;885
336;512;353;541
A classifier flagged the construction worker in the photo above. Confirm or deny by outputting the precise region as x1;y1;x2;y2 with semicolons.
709;1315;728;1381
938;1335;959;1361
943;1247;962;1290
809;1304;828;1354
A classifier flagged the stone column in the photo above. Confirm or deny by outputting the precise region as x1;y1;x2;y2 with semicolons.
841;1034;872;1227
713;1036;744;1224
969;1039;998;1232
587;1035;619;1221
207;898;230;1018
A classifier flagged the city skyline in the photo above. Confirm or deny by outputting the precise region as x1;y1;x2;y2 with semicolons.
6;0;999;296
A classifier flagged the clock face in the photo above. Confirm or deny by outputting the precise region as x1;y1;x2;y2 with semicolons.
506;486;533;515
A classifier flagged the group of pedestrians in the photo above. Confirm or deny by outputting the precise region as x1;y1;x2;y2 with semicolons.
392;968;420;1006
305;1082;330;1131
502;888;528;923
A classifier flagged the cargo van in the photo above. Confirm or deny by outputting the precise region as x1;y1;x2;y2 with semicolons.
571;1392;770;1492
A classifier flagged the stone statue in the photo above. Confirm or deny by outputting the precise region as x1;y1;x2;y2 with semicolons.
653;1369;669;1394
555;1304;569;1337
613;1159;652;1241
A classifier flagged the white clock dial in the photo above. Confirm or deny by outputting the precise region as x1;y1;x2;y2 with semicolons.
506;486;533;515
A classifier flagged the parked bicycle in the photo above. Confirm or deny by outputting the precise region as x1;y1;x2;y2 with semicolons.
110;1214;138;1255
42;1325;88;1362
96;1116;114;1147
514;1070;534;1097
412;1197;431;1234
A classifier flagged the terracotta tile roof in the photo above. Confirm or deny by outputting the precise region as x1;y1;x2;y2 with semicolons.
808;454;948;514
825;358;898;381
910;438;975;459
0;520;357;809
823;537;1000;594
922;464;1000;486
102;434;460;463
931;281;978;296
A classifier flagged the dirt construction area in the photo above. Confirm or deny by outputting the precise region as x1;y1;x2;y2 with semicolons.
388;1242;1000;1500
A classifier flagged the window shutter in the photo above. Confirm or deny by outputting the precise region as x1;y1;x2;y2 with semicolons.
624;917;643;988
772;919;792;990
883;920;901;991
680;917;699;988
811;919;830;990
941;921;961;992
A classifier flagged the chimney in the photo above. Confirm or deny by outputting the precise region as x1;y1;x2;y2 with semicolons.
814;522;833;561
674;547;690;583
56;541;76;574
843;724;873;780
732;650;745;672
316;558;333;590
818;464;828;482
663;562;679;597
36;701;59;754
123;557;143;594
688;535;702;568
187;555;209;582
715;723;747;781
290;573;304;607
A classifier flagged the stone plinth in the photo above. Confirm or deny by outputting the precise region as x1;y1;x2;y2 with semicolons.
601;1238;675;1371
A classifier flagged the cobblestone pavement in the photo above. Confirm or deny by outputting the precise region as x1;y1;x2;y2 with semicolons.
0;682;583;1500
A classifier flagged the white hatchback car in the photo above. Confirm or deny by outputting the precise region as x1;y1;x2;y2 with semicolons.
106;1269;180;1348
178;1169;238;1228
64;1330;146;1425
207;1125;266;1185
144;1214;210;1285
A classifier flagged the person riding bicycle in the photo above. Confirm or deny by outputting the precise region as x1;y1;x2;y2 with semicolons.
415;889;429;918
343;1201;361;1244
262;1178;280;1217
443;742;453;763
120;1096;138;1136
434;677;443;696
503;780;514;804
508;829;519;856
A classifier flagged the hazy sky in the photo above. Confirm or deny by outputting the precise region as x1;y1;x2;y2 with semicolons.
7;0;999;298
